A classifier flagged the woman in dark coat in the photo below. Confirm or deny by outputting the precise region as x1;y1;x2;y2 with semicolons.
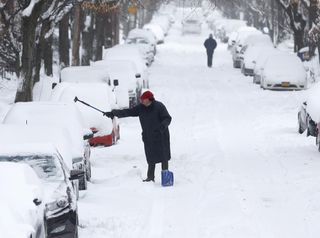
104;90;172;182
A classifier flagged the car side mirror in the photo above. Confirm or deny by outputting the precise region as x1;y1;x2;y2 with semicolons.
113;79;119;86
83;132;94;140
52;83;57;89
33;198;42;206
135;73;141;78
69;170;85;181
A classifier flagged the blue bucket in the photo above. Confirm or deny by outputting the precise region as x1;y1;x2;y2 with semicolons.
161;170;174;187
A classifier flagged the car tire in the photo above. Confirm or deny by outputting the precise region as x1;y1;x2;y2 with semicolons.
298;113;304;134
72;210;79;238
86;162;91;182
79;173;87;190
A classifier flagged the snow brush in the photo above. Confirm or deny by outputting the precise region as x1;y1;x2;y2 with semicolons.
74;96;105;114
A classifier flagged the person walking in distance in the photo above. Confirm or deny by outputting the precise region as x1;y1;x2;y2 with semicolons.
204;33;217;67
104;91;172;182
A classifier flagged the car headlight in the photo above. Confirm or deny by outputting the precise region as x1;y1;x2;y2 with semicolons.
46;196;69;211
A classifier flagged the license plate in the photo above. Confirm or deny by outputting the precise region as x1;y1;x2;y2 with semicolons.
281;82;290;87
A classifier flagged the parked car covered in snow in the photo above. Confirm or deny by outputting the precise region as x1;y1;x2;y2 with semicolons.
0;144;82;238
3;101;92;190
181;18;202;35
231;27;261;68
305;83;320;151
0;162;45;238
92;59;143;108
297;101;317;136
241;44;274;77
143;23;165;44
124;38;155;65
127;28;157;55
0;124;81;199
260;52;307;90
104;46;149;88
51;82;120;147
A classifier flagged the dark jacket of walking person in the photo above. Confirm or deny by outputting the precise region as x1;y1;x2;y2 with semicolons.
204;34;217;67
104;91;172;182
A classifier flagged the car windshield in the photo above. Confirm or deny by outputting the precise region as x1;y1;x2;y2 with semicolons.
186;20;198;24
0;155;64;181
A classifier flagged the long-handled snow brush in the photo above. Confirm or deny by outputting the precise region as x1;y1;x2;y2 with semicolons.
74;96;105;114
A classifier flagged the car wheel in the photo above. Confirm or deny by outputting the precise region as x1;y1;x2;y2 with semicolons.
86;162;91;182
298;113;304;134
79;173;87;190
71;210;79;238
233;61;237;68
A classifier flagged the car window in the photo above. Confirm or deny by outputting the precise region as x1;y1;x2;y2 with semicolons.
0;155;65;181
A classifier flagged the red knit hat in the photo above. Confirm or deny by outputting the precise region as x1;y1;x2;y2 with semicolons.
140;90;154;101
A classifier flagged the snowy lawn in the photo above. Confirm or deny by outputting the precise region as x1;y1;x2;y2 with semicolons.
77;9;320;238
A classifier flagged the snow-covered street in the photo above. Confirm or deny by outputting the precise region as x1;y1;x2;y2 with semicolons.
78;10;320;238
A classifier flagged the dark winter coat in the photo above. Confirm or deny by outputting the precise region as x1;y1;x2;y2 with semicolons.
204;37;217;53
112;101;172;164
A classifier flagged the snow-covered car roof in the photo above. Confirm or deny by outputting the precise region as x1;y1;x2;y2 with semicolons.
104;45;148;73
0;124;74;168
143;23;165;43
215;19;247;35
0;143;58;157
51;82;114;134
128;28;157;45
60;66;110;84
306;82;320;122
243;34;273;48
3;102;86;156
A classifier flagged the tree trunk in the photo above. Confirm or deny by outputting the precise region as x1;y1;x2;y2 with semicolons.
104;12;113;48
59;14;70;69
81;12;94;66
15;2;44;102
42;20;53;76
93;13;104;61
72;3;82;66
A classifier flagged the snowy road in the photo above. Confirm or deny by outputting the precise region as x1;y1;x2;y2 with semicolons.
78;10;320;238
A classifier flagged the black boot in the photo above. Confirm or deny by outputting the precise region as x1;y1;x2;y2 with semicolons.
143;177;154;182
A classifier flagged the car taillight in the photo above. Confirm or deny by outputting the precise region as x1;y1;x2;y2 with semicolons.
91;127;98;133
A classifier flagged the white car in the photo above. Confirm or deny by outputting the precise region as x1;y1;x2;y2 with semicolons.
51;82;120;147
0;143;81;238
125;38;155;65
0;162;45;238
143;23;165;44
92;59;143;108
231;27;261;68
2;101;91;190
241;44;274;77
104;46;149;88
182;18;202;35
127;28;157;55
0;124;80;199
260;52;307;90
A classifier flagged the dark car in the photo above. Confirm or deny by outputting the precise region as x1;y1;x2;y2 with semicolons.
0;144;84;238
298;101;317;136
